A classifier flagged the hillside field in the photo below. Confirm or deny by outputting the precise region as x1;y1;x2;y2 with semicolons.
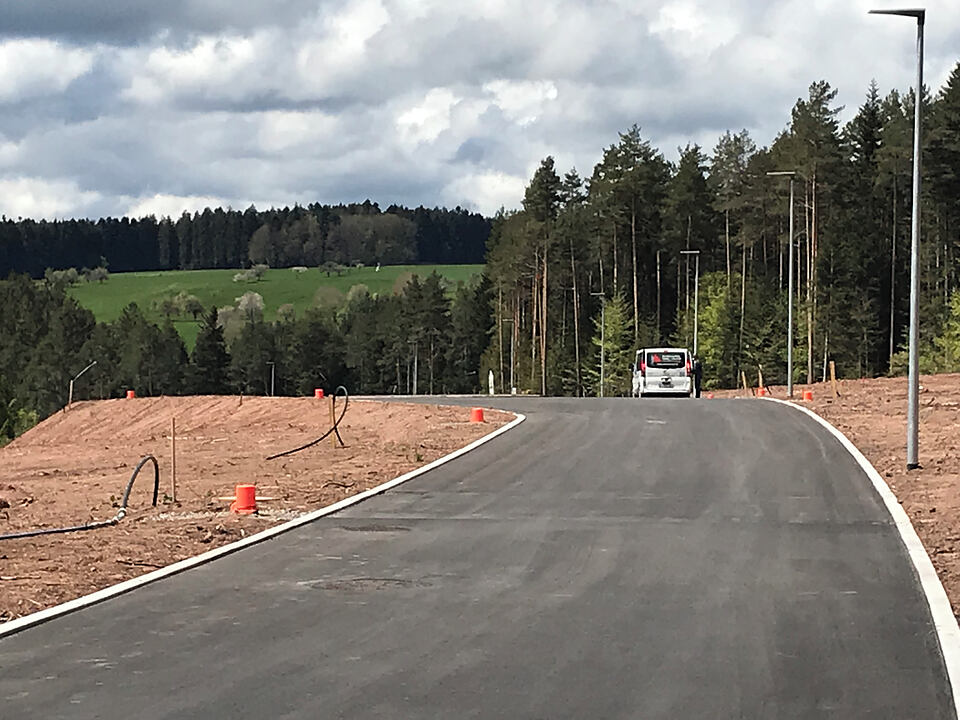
68;264;483;348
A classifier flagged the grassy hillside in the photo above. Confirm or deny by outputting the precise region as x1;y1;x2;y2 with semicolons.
69;264;483;348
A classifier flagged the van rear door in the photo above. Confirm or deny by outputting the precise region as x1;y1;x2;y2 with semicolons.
645;350;688;387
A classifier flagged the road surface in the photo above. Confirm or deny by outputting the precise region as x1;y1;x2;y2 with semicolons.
0;398;954;718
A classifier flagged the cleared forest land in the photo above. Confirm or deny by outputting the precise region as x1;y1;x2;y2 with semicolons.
68;264;483;347
0;395;511;623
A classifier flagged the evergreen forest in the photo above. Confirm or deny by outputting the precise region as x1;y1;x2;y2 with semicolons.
5;67;960;443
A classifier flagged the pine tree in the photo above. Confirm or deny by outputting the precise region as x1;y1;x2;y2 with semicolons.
583;293;634;397
188;307;231;394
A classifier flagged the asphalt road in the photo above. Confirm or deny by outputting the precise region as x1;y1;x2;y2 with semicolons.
0;398;954;718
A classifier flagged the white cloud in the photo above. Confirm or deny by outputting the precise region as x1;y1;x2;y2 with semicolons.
122;34;263;104
0;177;101;219
443;171;527;215
326;0;391;55
125;193;229;219
483;80;558;126
257;110;339;153
0;39;95;102
396;88;461;145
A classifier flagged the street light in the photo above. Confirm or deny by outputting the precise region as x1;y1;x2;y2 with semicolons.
591;291;605;398
768;171;797;398
67;360;97;409
680;250;700;356
870;7;924;470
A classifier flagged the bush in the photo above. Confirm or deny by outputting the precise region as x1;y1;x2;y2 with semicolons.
236;291;265;321
890;291;960;375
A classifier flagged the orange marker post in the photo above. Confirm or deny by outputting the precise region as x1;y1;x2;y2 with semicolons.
230;484;257;514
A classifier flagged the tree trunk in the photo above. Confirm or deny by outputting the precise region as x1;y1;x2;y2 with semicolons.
571;236;582;396
725;209;731;288
498;285;504;392
809;173;818;385
890;177;897;366
541;247;548;396
676;260;681;324
656;249;661;344
806;181;813;385
631;202;638;339
531;260;538;390
685;214;692;346
598;248;604;297
612;223;619;296
738;241;747;375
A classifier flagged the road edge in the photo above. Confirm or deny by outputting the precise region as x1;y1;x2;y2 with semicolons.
767;397;960;712
0;410;526;639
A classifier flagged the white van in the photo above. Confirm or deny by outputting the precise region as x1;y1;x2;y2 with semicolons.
632;347;694;398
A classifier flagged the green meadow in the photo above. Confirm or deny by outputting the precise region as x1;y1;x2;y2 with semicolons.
68;264;484;349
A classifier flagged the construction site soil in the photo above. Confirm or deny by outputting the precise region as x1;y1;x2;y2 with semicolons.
717;373;960;617
3;379;960;625
0;397;511;623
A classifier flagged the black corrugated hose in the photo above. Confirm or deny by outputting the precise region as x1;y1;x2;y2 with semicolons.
266;386;349;460
0;455;160;541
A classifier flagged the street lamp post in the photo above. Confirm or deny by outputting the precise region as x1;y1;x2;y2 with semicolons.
67;360;98;409
591;291;605;398
870;7;924;469
768;171;797;398
680;250;700;356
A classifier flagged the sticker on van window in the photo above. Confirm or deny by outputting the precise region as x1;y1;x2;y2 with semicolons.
647;352;685;368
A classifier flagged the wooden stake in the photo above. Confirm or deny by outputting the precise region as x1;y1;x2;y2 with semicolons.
757;365;765;392
170;416;177;502
741;370;749;395
829;360;839;399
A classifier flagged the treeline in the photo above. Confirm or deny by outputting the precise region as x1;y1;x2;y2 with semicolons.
0;202;490;278
0;271;491;443
482;65;960;395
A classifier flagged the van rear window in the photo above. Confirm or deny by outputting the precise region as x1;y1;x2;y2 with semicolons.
646;352;686;368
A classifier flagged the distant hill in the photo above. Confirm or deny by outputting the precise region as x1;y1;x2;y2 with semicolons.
68;264;484;348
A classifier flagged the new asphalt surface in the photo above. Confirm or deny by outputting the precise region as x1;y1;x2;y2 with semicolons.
0;398;954;718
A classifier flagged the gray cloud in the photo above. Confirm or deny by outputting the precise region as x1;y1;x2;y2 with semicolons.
0;1;326;44
0;0;957;220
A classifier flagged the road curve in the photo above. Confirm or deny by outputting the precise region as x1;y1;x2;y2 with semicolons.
0;398;954;718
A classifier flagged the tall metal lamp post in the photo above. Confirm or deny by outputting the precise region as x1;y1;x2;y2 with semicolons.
768;171;797;398
870;7;924;470
680;250;700;356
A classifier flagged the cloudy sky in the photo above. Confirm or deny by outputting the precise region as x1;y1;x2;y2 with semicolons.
0;0;958;220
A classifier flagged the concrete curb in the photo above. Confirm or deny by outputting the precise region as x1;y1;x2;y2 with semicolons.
0;411;526;639
767;397;960;714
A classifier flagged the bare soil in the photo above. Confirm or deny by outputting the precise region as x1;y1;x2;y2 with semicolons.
0;396;511;623
718;373;960;617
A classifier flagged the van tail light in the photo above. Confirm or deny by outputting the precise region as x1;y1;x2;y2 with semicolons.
640;360;646;376
686;359;692;376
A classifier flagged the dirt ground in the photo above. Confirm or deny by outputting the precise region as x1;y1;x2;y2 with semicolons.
717;373;960;617
0;396;511;623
